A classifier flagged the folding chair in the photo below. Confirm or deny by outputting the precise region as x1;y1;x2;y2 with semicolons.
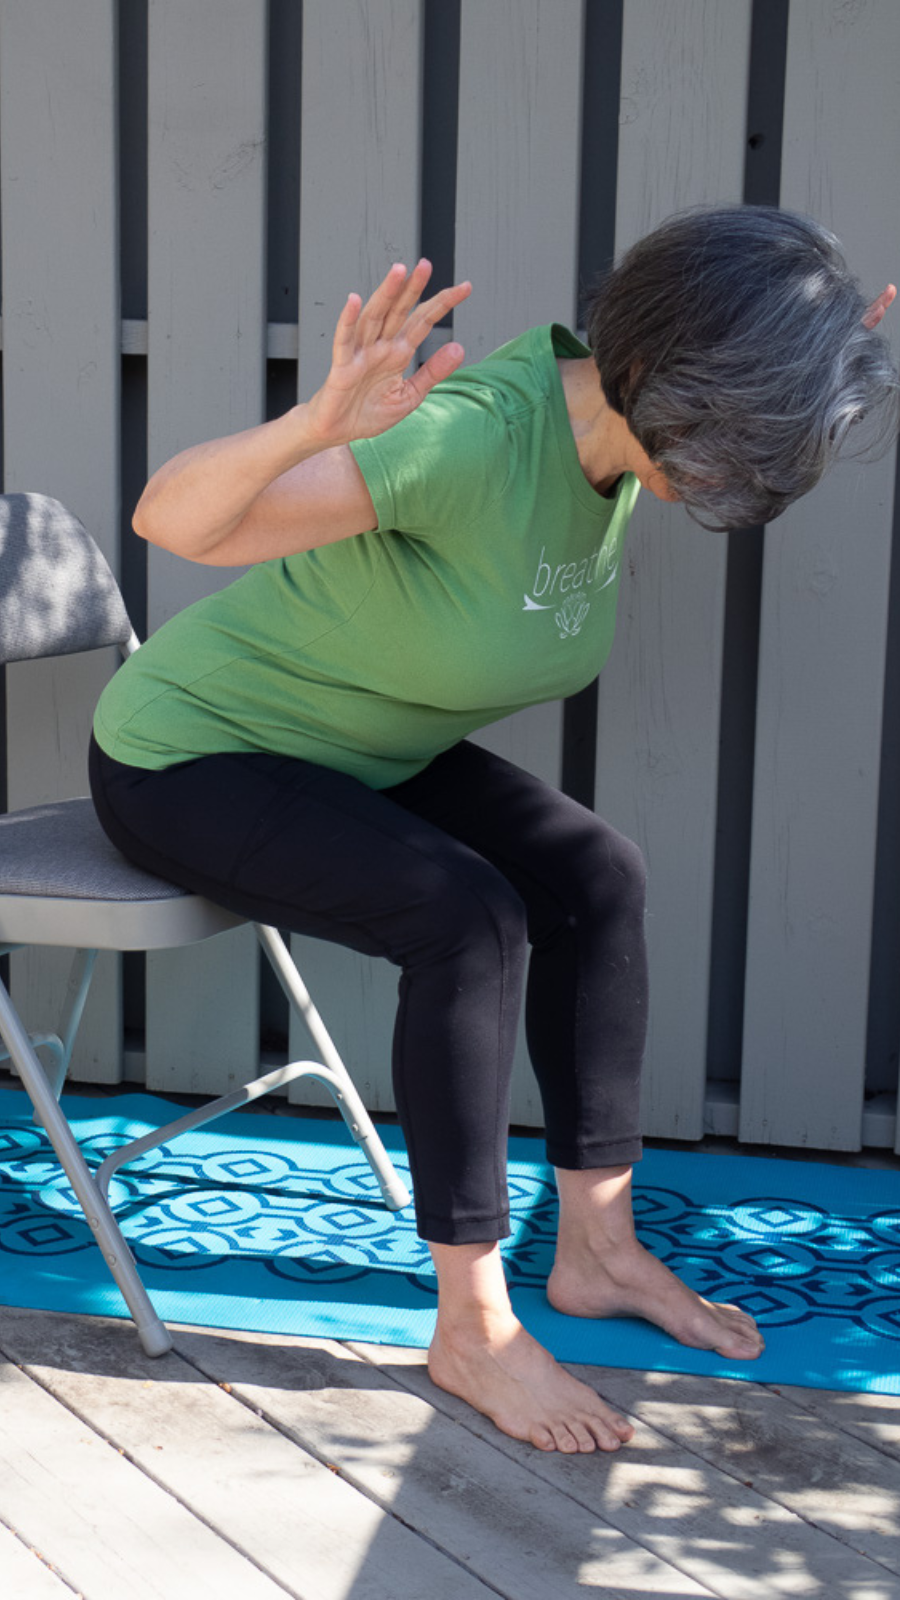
0;492;410;1357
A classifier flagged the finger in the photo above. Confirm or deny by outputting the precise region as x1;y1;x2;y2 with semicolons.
330;292;363;366
357;262;412;345
404;339;466;406
862;283;897;329
405;279;473;349
381;258;434;340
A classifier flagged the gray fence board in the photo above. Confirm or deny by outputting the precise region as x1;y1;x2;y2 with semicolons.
144;0;267;1094
740;0;900;1149
593;0;752;1140
456;0;584;793
453;0;584;363
455;0;585;1124
0;0;123;1082
295;0;422;398
289;1;423;1111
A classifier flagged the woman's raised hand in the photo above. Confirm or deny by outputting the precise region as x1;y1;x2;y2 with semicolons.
862;283;897;330
305;260;472;446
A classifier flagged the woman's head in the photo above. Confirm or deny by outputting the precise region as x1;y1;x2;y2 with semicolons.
585;205;900;528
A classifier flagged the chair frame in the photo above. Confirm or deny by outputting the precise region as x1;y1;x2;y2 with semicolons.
0;496;410;1356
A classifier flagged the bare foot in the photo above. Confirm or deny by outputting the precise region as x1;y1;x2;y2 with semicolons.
547;1236;764;1360
428;1310;634;1453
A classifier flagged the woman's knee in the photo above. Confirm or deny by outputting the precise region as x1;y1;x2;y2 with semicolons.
559;815;647;925
406;864;528;976
601;825;647;906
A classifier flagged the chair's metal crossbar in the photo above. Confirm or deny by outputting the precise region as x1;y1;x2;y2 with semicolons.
94;924;408;1213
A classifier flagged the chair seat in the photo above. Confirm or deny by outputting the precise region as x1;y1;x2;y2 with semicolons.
0;798;243;949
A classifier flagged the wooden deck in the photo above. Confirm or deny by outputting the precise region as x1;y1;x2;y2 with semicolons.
2;1303;900;1599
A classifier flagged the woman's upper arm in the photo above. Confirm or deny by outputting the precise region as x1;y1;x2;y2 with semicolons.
192;444;378;566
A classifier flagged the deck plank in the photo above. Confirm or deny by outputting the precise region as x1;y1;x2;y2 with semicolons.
0;1309;493;1600
172;1324;713;1598
0;1521;77;1599
352;1344;900;1600
769;1385;900;1465
576;1365;900;1581
0;1352;290;1600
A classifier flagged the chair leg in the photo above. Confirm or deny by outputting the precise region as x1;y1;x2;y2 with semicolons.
0;977;173;1358
26;948;99;1123
54;948;99;1094
255;924;411;1211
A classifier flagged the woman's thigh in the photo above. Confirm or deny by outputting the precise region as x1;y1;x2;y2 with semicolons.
89;738;526;966
385;739;646;937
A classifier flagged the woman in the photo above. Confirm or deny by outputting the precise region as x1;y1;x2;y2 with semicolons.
91;206;898;1455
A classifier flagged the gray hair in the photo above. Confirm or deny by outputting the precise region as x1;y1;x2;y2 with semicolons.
585;205;900;529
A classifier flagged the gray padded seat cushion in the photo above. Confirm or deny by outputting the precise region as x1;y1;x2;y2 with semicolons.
0;800;186;902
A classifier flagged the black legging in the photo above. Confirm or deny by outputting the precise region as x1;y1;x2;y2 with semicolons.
89;735;648;1244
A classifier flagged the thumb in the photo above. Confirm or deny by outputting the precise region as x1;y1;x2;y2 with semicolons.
407;341;466;405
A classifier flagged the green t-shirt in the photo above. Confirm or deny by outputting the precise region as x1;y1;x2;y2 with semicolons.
93;325;640;789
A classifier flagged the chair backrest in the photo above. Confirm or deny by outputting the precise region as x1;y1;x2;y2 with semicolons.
0;493;134;665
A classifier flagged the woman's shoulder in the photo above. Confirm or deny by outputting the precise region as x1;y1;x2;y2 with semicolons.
348;325;577;536
355;324;562;462
452;323;561;405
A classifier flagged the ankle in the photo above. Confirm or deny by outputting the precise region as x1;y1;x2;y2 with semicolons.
428;1239;518;1340
435;1294;520;1346
563;1214;638;1253
554;1165;639;1256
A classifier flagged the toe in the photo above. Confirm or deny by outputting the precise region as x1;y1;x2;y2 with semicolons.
568;1420;598;1454
719;1328;765;1359
722;1301;760;1333
550;1423;582;1453
592;1415;628;1451
584;1394;633;1447
530;1423;557;1452
705;1301;764;1359
590;1426;622;1452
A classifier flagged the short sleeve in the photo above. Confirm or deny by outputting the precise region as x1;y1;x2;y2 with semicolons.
348;378;510;540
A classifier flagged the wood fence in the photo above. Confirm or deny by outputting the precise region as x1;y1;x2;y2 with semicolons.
0;0;897;1153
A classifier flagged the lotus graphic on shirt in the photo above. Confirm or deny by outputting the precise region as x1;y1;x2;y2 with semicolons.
522;536;620;640
555;592;591;638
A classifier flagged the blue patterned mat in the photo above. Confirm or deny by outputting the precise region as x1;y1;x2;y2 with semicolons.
1;1088;898;1392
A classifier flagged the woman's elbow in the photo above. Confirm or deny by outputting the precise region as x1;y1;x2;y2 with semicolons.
131;505;151;545
132;494;188;555
132;491;162;547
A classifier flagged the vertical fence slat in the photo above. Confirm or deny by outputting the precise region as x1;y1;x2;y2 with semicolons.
451;0;586;1125
594;0;752;1140
453;0;584;361
295;0;422;399
143;0;267;1094
740;0;900;1151
288;0;423;1110
0;0;123;1081
455;0;584;788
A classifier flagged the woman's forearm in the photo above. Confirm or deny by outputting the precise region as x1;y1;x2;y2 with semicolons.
132;402;329;560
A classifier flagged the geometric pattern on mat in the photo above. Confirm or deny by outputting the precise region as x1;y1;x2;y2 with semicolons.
1;1089;898;1394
